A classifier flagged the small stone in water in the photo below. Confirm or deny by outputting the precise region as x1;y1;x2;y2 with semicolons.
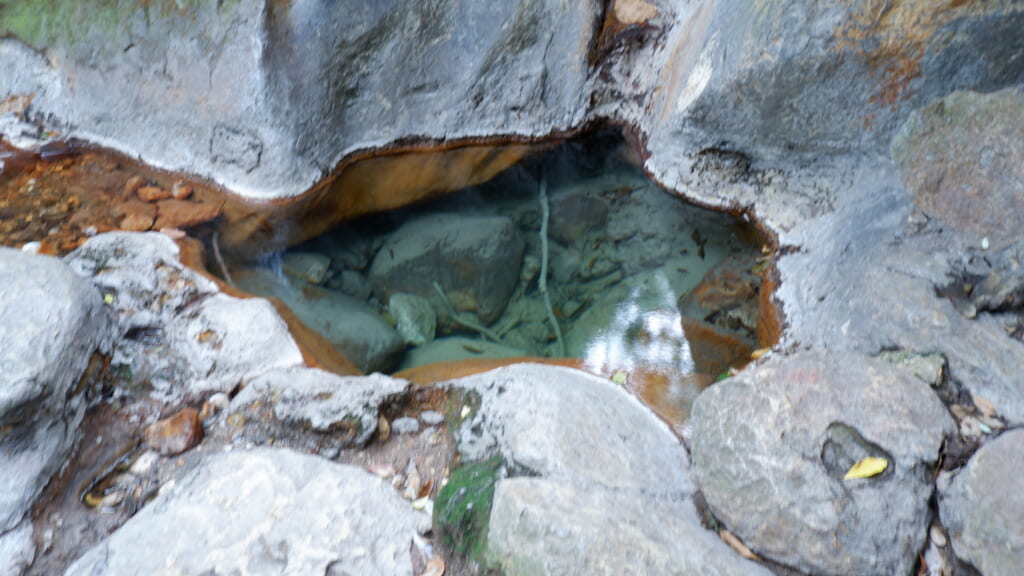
145;408;203;456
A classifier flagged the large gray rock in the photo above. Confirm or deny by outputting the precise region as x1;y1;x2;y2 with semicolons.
0;247;115;572
64;448;427;576
370;213;524;329
235;267;405;373
940;429;1024;576
892;87;1024;247
487;477;771;576
227;367;409;449
454;364;689;492
690;351;955;576
445;364;768;574
0;0;599;199
65;233;305;401
636;1;1024;201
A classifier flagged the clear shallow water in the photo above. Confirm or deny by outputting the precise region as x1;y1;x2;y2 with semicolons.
235;132;765;421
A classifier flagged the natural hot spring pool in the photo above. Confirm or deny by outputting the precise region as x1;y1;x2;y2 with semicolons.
230;132;774;429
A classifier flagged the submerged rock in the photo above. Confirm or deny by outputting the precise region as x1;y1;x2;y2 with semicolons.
389;292;436;347
440;363;769;574
940;429;1024;576
64;448;426;576
236;267;404;374
0;248;115;573
690;351;954;576
370;213;524;330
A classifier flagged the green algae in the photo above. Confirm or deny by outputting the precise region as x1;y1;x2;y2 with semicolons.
434;454;503;562
0;0;239;50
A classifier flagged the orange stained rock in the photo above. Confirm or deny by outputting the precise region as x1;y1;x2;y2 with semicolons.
833;0;1012;107
756;263;783;348
144;408;203;456
216;141;545;258
681;317;755;377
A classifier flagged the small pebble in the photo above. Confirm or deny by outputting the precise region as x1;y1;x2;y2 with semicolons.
137;185;170;202
930;525;947;547
145;408;203;456
171;181;193;200
393;417;420;435
129;451;159;476
419;411;444;426
123;175;146;196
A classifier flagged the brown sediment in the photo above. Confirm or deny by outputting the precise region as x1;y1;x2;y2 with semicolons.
176;237;362;376
215;140;551;258
756;263;784;348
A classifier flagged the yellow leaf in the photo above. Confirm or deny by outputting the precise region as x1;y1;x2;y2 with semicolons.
844;457;888;480
103;293;115;305
611;371;628;385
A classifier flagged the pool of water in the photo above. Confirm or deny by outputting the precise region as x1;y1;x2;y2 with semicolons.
232;132;769;427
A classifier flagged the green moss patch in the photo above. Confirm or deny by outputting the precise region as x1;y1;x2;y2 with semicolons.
434;454;503;562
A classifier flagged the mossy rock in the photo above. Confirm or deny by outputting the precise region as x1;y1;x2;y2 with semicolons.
434;454;503;562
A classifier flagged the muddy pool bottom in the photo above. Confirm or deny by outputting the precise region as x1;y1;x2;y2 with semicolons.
231;136;772;432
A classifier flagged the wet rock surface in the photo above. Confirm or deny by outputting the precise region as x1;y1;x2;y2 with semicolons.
940;429;1024;576
0;247;114;572
443;364;767;574
64;447;427;576
690;351;955;576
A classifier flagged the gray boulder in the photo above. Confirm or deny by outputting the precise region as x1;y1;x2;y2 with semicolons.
65;233;305;401
444;364;769;575
487;477;771;576
690;351;954;576
64;448;427;576
369;213;524;329
0;247;115;572
940;429;1024;576
227;367;409;449
0;0;599;200
235;267;404;374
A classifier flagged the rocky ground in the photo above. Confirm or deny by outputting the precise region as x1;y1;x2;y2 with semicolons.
2;1;1024;575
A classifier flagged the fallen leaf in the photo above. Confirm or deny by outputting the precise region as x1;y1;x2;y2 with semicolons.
611;371;628;385
844;457;888;480
719;530;759;561
103;293;115;305
750;348;770;360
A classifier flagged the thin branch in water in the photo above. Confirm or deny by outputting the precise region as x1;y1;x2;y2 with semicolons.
432;281;502;343
212;231;234;286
